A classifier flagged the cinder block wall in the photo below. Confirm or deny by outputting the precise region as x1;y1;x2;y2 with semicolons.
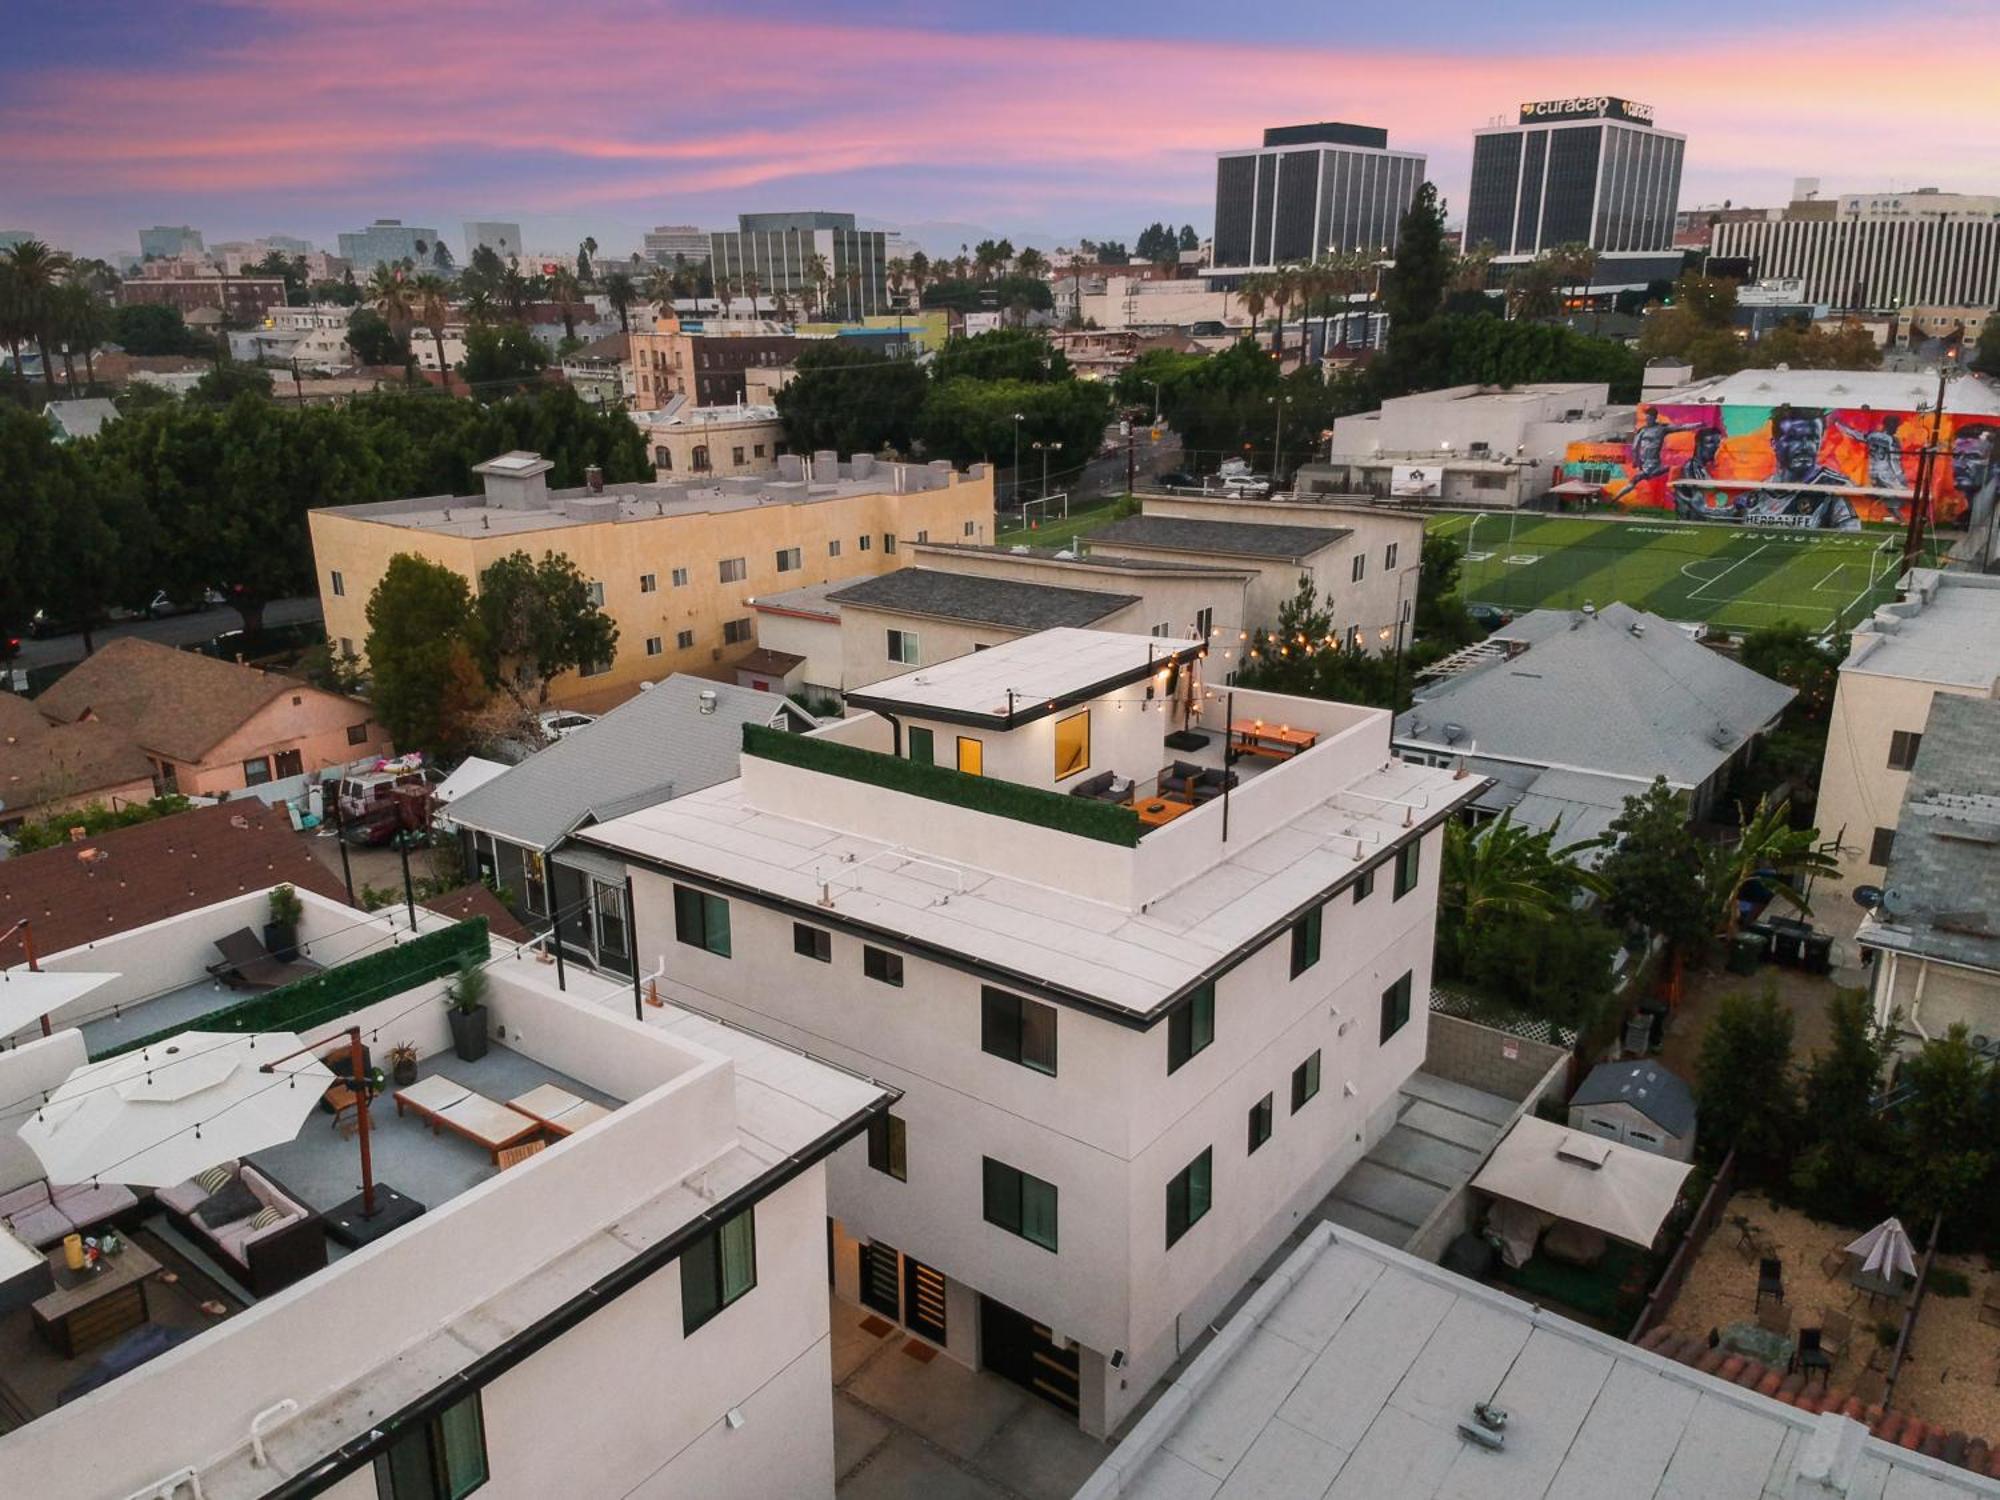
1425;1012;1569;1104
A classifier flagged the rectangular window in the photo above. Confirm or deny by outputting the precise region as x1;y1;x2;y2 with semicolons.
867;1113;907;1181
330;570;345;598
347;722;370;746
274;748;304;780
732;446;746;466
645;636;663;656
1167;982;1214;1074
776;546;801;573
963;520;977;537
1053;710;1090;781
1165;1147;1212;1248
1248;1093;1273;1154
793;922;831;962
916;530;929;544
1870;826;1896;865
676;629;695;649
671;566;690;588
585;580;605;607
673;884;731;957
981;986;1056;1075
373;1390;488;1500
640;572;658;593
579;652;612;677
887;629;920;665
719;557;747;584
863;946;904;987
242;756;272;787
883;533;897;554
723;618;752;645
828;538;842;558
1394;839;1421;900
1291;1050;1322;1112
754;443;766;458
1380;971;1413;1043
1385;541;1399;569
982;1158;1058;1251
1289;904;1323;978
1353;868;1375;902
957;737;983;776
859;534;872;552
1351;554;1366;582
907;725;934;765
681;1206;757;1334
1888;730;1923;771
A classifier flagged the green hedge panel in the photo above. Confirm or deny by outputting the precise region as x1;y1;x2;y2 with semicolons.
100;917;491;1059
742;723;1140;848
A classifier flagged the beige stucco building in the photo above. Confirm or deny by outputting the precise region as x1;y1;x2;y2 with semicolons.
631;403;785;479
309;450;995;711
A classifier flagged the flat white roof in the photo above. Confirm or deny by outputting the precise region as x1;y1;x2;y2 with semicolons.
1846;571;2000;691
846;626;1204;720
1661;367;2000;415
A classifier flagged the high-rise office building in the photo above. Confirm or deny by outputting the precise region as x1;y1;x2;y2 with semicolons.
464;220;524;261
643;224;711;265
1465;97;1685;286
1210;123;1426;274
1712;214;2000;312
336;218;443;271
708;211;887;319
138;225;204;260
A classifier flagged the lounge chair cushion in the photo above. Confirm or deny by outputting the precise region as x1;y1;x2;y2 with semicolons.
0;1181;52;1219
8;1203;73;1248
194;1180;261;1228
50;1182;138;1229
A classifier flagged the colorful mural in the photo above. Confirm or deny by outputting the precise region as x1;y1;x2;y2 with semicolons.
1563;403;2000;532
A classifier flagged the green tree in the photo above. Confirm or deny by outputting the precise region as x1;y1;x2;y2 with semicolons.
1790;987;1894;1224
1380;182;1448;332
460;322;547;395
1896;1027;1993;1228
1411;532;1478;651
0;404;137;652
363;554;488;756
110;302;202;356
1597;778;1711;969
1973;315;2000;378
775;343;929;456
1740;624;1844;724
1233;576;1402;707
931;328;1072;384
252;250;310;304
602;270;637;333
410;273;454;378
345;307;408;366
192;361;275;405
2;240;71;395
57;283;113;388
1694;981;1799;1167
1178;225;1199;252
1706;794;1840;939
917;375;1110;472
474;550;620;716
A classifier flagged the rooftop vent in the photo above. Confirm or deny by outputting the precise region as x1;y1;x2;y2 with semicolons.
1457;1402;1508;1452
1443;723;1466;744
1629;621;1646;637
698;689;717;715
585;464;603;494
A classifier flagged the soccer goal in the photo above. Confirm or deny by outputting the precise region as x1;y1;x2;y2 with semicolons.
1016;492;1071;531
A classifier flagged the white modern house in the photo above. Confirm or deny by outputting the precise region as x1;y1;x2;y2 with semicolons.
580;627;1485;1436
0;886;889;1500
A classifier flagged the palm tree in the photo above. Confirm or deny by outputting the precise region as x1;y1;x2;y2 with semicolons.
715;274;735;321
460;286;497;327
1267;263;1300;364
602;270;637;332
802;253;830;320
1450;240;1496;298
842;266;862;321
548;266;583;341
1506;258;1563;322
58;283;110;388
1443;813;1606;927
1236;273;1268;347
578;235;599;284
368;262;415;334
908;250;931;308
951;254;971;283
1706;796;1839;942
498;264;530;321
1015;246;1048;280
410;273;453;377
1549;241;1598;325
3;240;72;394
741;270;762;317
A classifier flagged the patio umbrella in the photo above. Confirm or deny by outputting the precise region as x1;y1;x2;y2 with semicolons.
1846;1217;1918;1283
18;1030;334;1188
0;970;119;1041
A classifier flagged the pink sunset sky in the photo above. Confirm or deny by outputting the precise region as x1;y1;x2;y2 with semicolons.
4;0;1997;257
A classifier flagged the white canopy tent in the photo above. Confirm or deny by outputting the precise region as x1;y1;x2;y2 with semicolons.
1473;1115;1694;1266
1847;1217;1919;1284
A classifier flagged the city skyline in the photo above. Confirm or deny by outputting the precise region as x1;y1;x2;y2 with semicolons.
4;0;1998;260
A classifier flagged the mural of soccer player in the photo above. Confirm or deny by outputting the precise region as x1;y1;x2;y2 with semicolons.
1743;406;1860;530
1832;413;1911;510
1672;426;1725;518
1952;422;1999;541
1608;406;1706;503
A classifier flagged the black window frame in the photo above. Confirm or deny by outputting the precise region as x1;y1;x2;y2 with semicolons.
680;1205;757;1335
1290;1049;1322;1112
372;1389;488;1500
1353;867;1374;902
1888;730;1923;771
1248;1093;1273;1154
863;945;904;987
1393;838;1421;899
1167;982;1215;1074
1165;1146;1213;1249
981;986;1056;1076
1380;970;1413;1044
1870;826;1896;865
793;922;831;962
867;1112;907;1181
981;1157;1058;1251
673;883;731;957
1289;903;1323;978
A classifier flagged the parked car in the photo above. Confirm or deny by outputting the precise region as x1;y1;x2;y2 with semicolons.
110;588;225;623
538;710;599;742
1466;603;1511;630
1157;471;1199;490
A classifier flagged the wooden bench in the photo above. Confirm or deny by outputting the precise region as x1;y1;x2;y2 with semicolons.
392;1075;542;1164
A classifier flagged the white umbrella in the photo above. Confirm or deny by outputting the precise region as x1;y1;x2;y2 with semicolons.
1846;1217;1919;1283
18;1030;334;1188
0;970;120;1040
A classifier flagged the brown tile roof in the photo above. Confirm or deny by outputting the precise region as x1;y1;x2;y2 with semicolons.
0;801;350;962
35;637;351;763
0;716;156;815
420;883;531;945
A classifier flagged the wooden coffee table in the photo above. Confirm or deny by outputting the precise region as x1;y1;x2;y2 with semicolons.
32;1242;160;1358
1135;797;1195;828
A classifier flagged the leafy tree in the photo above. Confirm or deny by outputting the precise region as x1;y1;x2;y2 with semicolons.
9;795;193;854
252;250;310;304
192;361;275;405
1896;1027;1993;1228
1706;794;1839;939
474;550;619;716
0;404;137;649
460;322;547;395
363;554;488;756
1453;898;1621;1034
1233;576;1401;707
775;343;929;456
1135;222;1178;263
1740;624;1843;724
1092;240;1129;263
930;328;1071;384
1974;314;2000;378
110;302;202;356
1381;181;1448;332
917;375;1110;473
1177;224;1199;252
1790;988;1894;1224
345;307;408;366
919;276;1052;315
1373;314;1643;404
1411;532;1478;651
1597;778;1711;969
1694;981;1799;1168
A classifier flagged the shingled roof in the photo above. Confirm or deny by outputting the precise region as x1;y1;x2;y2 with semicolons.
1088;514;1351;562
827;568;1137;630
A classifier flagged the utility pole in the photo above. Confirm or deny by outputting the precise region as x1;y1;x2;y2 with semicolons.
290;358;306;409
1901;362;1957;578
1125;420;1136;498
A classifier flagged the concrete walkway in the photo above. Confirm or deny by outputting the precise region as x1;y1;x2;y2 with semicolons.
1317;1070;1514;1249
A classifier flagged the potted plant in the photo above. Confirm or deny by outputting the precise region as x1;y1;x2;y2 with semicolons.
443;960;490;1062
388;1041;420;1087
265;884;304;962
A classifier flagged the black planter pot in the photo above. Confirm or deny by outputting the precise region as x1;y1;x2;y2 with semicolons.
392;1059;419;1087
264;921;299;964
448;1006;489;1062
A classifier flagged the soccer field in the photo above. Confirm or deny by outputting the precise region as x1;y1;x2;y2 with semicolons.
1426;512;1941;636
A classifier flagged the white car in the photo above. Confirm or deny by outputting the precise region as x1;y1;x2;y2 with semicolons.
538;710;599;742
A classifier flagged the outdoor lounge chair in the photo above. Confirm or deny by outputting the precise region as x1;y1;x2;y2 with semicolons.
1817;1307;1850;1365
1795;1327;1831;1386
1757;1256;1785;1310
206;928;319;992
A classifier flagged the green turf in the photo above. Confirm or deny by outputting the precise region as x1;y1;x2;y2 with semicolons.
1428;512;1945;635
994;493;1131;551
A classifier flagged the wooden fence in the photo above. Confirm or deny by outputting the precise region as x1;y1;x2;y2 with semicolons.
1627;1148;1738;1344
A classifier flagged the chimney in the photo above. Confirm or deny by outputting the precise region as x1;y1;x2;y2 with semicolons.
585;464;604;493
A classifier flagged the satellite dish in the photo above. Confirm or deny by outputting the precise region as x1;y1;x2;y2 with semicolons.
1852;884;1883;910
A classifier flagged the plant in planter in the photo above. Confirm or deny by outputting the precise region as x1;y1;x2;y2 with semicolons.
388;1041;420;1087
443;960;490;1062
265;884;305;962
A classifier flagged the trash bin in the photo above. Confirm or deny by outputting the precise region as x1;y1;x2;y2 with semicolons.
1770;919;1809;967
1624;1013;1654;1055
1804;932;1834;976
1729;932;1764;975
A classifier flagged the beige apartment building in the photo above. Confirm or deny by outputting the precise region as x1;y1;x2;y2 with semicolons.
631;402;786;479
309;450;995;710
1816;569;2000;901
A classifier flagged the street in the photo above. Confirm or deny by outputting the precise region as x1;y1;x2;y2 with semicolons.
14;596;324;669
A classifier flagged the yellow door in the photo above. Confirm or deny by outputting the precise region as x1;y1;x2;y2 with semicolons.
957;737;983;776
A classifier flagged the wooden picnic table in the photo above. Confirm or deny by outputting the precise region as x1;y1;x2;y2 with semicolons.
1229;719;1318;759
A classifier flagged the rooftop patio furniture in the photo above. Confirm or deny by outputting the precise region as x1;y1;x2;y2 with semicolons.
393;1074;542;1164
1135;797;1196;829
0;1178;141;1251
205;928;320;992
1068;769;1134;804
1794;1326;1831;1387
1228;719;1318;760
1981;1279;2000;1329
497;1140;546;1171
1817;1307;1850;1365
1820;1246;1851;1280
508;1084;610;1137
155;1160;325;1297
1756;1299;1792;1336
1757;1256;1785;1310
1158;760;1238;805
33;1240;161;1359
1162;729;1209;753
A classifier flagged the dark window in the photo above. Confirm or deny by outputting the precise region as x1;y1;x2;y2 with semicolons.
640;572;657;593
981;987;1056;1076
863;946;904;987
274;748;304;780
373;1391;487;1500
676;629;695;649
1350;554;1366;583
1888;731;1923;771
1248;1093;1273;1154
1291;1050;1321;1112
330;570;345;598
722;618;753;645
681;1206;757;1333
1165;1147;1213;1248
1465;131;1524;253
645;636;662;656
907;726;934;765
673;884;731;957
1394;839;1421;900
793;922;831;962
867;1113;907;1181
1214;155;1257;267
1380;971;1413;1044
241;756;272;787
982;1158;1058;1250
887;629;919;665
1870;827;1896;865
1289;904;1323;977
1353;868;1374;902
1167;983;1215;1073
347;722;370;746
883;533;897;554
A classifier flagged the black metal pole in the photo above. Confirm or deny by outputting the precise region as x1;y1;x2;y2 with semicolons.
624;876;643;1022
397;835;417;931
1221;690;1234;843
338;833;356;908
552;916;567;993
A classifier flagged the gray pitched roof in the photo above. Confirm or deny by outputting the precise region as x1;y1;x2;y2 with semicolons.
912;542;1255;577
45;397;119;441
1088;514;1349;561
1572;1060;1697;1136
446;676;813;850
826;568;1137;630
1396;602;1795;788
1865;695;2000;974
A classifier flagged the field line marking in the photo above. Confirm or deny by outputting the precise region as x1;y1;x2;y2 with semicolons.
1687;542;1767;600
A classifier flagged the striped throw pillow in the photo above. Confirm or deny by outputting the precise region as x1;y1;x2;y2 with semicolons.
195;1165;233;1196
248;1206;286;1231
